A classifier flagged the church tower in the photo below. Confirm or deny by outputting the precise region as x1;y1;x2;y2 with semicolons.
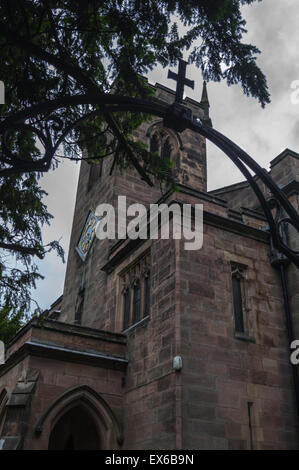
59;80;209;330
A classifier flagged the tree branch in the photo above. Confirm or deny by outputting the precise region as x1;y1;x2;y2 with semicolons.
0;242;43;258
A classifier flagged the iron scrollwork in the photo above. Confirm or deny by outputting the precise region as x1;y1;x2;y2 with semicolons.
0;60;299;267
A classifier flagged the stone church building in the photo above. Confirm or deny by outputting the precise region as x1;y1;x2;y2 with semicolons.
1;81;299;450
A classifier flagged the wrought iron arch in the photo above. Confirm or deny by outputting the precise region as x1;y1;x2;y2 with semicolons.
1;59;299;267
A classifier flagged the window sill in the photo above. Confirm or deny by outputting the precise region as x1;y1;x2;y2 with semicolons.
122;315;150;334
234;331;255;343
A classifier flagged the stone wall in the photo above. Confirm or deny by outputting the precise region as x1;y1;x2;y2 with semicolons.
0;321;126;450
179;221;299;449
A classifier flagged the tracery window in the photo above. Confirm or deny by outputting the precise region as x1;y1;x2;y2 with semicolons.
161;137;172;161
149;130;173;162
120;251;151;331
150;133;159;155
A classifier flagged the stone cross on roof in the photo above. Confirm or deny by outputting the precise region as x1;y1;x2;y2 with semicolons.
168;58;194;103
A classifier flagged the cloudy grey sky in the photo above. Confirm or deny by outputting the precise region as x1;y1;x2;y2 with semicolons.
33;0;299;311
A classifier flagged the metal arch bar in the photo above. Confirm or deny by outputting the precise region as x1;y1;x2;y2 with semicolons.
188;120;299;267
196;122;299;228
194;126;281;249
1;94;299;266
0;94;168;131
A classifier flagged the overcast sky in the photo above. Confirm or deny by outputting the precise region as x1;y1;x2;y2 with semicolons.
33;0;299;311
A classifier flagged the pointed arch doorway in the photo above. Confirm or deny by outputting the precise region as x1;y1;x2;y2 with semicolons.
35;385;123;450
48;404;101;450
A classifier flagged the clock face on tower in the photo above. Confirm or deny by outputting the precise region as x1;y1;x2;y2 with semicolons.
76;210;100;262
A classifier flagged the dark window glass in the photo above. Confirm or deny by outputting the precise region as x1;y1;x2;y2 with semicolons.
144;274;151;317
123;289;131;330
161;138;171;160
150;134;159;154
232;276;244;332
133;283;141;324
87;161;103;191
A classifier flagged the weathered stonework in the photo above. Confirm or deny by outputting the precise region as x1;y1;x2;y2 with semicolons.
1;82;299;450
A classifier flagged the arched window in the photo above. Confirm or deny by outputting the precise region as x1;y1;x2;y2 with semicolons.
149;130;175;173
150;133;159;154
120;251;151;331
161;137;172;161
123;288;131;330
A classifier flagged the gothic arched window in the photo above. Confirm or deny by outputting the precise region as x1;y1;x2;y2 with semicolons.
150;133;159;155
231;263;249;336
161;137;172;161
149;130;174;162
120;251;151;331
123;288;131;331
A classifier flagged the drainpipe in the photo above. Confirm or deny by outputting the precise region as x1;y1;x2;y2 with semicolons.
269;225;299;417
